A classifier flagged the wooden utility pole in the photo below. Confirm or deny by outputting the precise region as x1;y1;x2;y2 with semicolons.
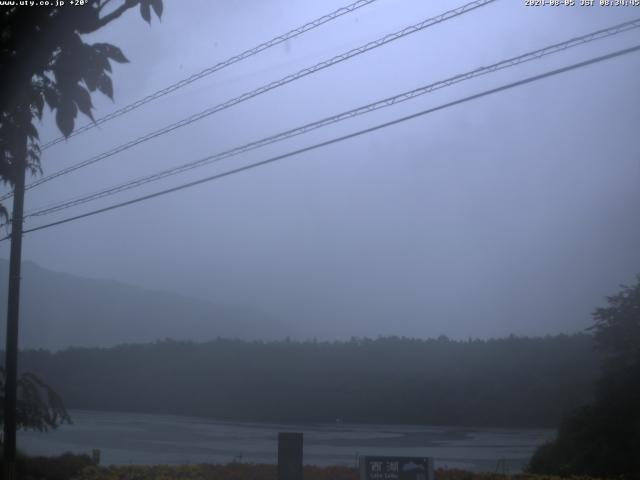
3;132;27;480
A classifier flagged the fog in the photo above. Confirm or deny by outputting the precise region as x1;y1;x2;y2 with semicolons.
2;0;639;341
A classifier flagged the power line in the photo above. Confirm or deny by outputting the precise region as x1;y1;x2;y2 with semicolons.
4;44;638;242
24;17;640;218
39;0;382;150
3;0;496;201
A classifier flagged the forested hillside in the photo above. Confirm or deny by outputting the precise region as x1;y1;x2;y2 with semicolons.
15;334;598;428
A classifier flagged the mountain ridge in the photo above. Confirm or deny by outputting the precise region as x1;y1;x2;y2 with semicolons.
0;258;289;350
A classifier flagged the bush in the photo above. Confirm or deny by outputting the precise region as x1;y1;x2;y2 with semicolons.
0;451;94;480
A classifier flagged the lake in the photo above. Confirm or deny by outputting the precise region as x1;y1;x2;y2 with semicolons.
18;410;555;472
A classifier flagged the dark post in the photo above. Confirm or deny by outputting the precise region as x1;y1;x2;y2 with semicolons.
278;432;303;480
3;137;26;480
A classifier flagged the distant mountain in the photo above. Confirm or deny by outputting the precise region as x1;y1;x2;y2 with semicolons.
0;259;289;350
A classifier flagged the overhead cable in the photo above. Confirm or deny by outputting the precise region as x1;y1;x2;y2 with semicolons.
5;44;638;241
3;0;496;201
39;0;383;150
25;17;640;218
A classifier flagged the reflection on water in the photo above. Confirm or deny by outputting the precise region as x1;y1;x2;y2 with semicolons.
18;410;555;472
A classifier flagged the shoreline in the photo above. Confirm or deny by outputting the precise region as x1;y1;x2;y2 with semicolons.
18;410;554;473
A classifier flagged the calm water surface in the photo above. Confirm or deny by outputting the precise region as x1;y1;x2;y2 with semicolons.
18;410;555;472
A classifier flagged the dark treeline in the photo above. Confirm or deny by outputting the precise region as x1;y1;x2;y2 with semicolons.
14;334;598;428
528;278;640;478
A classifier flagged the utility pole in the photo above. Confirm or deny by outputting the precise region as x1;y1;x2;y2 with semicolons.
3;132;27;480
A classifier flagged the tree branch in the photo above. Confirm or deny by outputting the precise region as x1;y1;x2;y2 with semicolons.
98;0;114;12
95;0;138;30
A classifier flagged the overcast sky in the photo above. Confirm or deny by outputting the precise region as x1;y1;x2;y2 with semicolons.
2;0;639;340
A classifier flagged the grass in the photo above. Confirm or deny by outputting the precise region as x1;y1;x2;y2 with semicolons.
73;463;608;480
0;451;95;480
0;454;611;480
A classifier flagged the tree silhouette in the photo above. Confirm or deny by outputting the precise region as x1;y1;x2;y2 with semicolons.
590;275;640;372
528;276;640;478
0;0;163;196
1;1;163;473
0;368;70;433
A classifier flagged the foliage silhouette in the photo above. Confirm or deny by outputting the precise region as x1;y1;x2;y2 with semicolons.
0;0;163;454
0;368;70;432
0;0;163;216
528;276;640;478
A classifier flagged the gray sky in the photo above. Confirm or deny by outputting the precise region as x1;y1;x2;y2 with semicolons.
2;0;639;340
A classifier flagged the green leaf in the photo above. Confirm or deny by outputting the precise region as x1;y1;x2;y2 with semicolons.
56;100;77;138
73;84;94;122
97;73;113;99
43;87;60;109
83;67;99;92
150;0;163;19
25;122;39;140
73;4;101;34
96;50;112;73
32;92;44;120
140;0;151;23
93;42;129;63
